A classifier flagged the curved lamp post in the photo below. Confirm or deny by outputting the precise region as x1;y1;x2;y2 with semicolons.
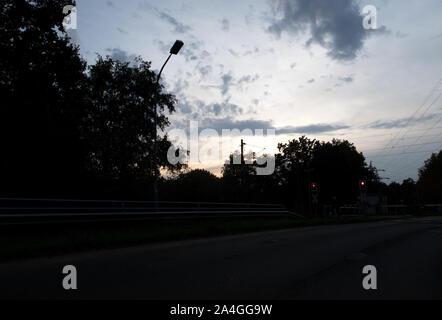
153;40;184;207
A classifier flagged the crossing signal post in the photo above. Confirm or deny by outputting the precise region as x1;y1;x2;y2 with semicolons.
359;180;367;215
311;183;319;217
359;180;367;193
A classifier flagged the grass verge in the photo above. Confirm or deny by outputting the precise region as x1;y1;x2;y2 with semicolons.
0;216;385;263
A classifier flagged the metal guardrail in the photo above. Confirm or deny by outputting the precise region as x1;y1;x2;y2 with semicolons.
340;204;442;216
0;198;293;225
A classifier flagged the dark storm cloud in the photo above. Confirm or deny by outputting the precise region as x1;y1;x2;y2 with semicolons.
277;124;350;134
367;114;439;129
267;0;381;61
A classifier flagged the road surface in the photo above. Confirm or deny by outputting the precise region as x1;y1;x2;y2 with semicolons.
1;216;442;299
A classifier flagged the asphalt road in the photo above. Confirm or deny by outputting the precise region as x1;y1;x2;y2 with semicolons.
1;216;442;300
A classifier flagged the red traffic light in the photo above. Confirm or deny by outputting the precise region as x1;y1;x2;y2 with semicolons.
311;183;319;193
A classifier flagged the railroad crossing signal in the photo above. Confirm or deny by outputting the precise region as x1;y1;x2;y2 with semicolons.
359;180;367;192
311;183;319;193
311;183;319;205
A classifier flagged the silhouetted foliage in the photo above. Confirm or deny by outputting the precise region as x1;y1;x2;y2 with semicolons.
84;57;183;182
0;0;88;196
418;151;442;203
162;170;222;202
0;0;184;198
273;137;379;212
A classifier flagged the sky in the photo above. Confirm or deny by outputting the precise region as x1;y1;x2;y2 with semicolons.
69;0;442;181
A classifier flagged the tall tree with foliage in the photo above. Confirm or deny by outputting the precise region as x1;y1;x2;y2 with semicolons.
0;0;185;198
275;137;379;211
418;151;442;203
0;0;88;196
84;57;184;187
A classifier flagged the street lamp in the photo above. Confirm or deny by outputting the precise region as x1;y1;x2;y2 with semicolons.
153;40;184;208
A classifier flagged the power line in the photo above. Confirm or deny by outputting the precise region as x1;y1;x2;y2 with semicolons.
367;147;442;158
371;78;442;157
363;140;442;153
380;101;442;169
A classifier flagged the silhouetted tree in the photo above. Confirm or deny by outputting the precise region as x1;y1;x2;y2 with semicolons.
418;151;442;203
0;0;88;196
163;169;221;202
275;136;319;210
311;139;379;206
83;57;185;196
0;1;185;199
275;137;379;212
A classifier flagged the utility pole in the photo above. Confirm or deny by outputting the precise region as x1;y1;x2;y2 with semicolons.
240;139;245;165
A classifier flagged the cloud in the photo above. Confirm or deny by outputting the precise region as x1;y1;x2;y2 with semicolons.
338;76;354;83
106;0;114;7
199;117;273;134
181;41;205;62
267;0;384;61
174;94;244;117
307;78;315;83
395;31;409;38
176;100;193;114
238;74;260;84
198;65;212;78
205;102;244;117
221;73;233;96
155;39;205;62
221;18;230;32
105;48;136;62
366;114;440;129
156;10;192;33
116;27;128;34
277;124;350;134
228;49;239;57
174;116;349;136
173;78;190;96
